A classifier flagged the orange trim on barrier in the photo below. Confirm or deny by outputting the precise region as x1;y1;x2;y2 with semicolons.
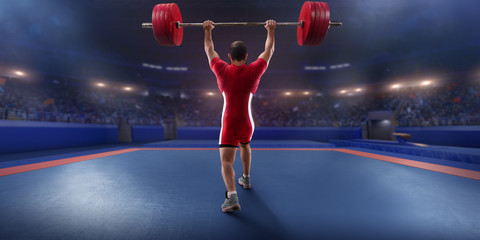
0;149;139;177
1;148;479;181
334;149;480;181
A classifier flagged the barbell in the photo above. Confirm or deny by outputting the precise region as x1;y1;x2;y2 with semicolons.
142;1;342;46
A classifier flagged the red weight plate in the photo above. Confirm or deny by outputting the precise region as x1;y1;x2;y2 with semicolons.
163;3;174;46
315;2;330;45
159;4;173;46
169;3;183;46
307;2;323;46
322;2;331;43
297;2;312;46
161;4;174;46
152;4;170;46
305;1;317;45
151;4;159;44
157;4;168;45
313;2;330;45
303;1;316;45
296;1;313;46
310;2;325;46
163;3;183;46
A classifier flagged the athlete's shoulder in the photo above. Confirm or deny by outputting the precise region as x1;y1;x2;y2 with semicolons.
249;58;267;66
211;57;229;70
247;58;267;70
255;58;267;64
210;57;223;66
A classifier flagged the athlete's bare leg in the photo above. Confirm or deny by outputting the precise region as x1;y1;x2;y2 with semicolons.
240;143;251;176
219;147;237;192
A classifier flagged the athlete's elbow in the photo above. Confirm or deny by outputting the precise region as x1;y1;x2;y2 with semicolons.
267;43;274;52
268;47;274;56
204;47;214;55
264;46;274;54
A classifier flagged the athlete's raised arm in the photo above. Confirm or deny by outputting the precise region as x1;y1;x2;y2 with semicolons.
204;20;220;63
258;19;276;66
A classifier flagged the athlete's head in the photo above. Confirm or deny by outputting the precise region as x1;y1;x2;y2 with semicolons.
228;41;248;62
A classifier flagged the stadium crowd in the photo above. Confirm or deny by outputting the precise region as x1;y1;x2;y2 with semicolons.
1;77;479;127
396;83;480;126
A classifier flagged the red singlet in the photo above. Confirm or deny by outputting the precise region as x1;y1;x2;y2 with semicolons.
210;57;268;147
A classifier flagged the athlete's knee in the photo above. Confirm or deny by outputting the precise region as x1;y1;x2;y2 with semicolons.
240;142;250;148
221;159;234;168
220;148;236;164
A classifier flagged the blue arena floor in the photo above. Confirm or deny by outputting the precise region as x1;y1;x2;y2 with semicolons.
0;140;479;239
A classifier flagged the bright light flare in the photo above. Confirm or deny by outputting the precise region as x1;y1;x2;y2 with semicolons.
303;91;310;95
124;87;132;91
421;80;432;86
207;92;214;96
355;88;362;92
97;83;105;87
339;90;347;94
15;71;24;76
391;84;400;89
285;92;292;96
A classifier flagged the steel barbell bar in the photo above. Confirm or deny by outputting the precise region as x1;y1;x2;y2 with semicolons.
141;21;342;29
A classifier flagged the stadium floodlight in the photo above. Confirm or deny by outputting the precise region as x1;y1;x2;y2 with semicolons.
310;66;326;70
329;63;350;70
355;88;362;92
285;92;292;96
304;66;326;71
421;80;432;86
166;66;188;71
339;90;347;94
124;87;132;91
97;83;105;87
15;71;25;76
391;84;400;89
207;92;214;96
142;63;163;70
303;91;310;95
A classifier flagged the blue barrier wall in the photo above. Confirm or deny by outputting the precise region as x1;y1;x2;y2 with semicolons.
177;127;362;141
396;126;480;148
178;127;220;139
131;125;164;143
253;127;362;141
0;120;118;154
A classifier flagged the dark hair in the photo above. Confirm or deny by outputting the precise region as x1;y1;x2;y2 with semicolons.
229;41;247;61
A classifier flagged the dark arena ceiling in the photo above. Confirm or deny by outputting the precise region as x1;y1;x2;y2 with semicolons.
1;0;480;91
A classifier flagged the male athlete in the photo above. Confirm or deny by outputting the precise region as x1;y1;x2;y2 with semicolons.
203;19;276;212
